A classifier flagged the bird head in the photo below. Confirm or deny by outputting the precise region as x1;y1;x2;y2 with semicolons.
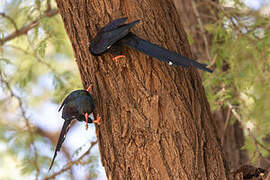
89;33;111;55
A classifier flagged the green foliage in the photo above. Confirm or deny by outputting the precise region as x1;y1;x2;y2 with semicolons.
202;0;270;164
0;0;97;179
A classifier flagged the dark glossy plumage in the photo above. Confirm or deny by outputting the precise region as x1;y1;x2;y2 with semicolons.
122;33;213;73
49;90;95;171
60;90;95;121
89;17;212;73
89;17;139;55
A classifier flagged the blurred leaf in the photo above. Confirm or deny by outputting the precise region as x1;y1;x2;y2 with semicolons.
37;39;47;58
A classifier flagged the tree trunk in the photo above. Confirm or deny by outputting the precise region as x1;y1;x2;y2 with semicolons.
55;0;229;179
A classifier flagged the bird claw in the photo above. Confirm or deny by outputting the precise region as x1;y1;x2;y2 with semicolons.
93;114;101;125
113;55;125;61
87;84;93;93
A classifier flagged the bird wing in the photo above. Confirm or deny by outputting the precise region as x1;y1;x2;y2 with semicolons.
90;20;140;55
103;20;140;45
122;33;212;73
58;95;69;112
58;92;77;112
58;90;87;112
101;17;128;32
49;119;72;170
61;100;80;119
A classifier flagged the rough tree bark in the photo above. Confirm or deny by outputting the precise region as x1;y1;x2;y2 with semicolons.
55;0;229;179
173;0;249;170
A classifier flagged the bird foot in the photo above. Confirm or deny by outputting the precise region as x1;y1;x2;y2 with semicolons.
93;114;101;125
113;55;125;61
87;84;93;93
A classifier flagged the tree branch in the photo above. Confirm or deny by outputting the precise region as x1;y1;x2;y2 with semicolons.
227;103;270;163
6;44;64;84
0;73;32;130
191;0;211;62
0;72;42;177
44;141;97;180
0;12;18;31
0;9;58;45
35;126;73;162
221;106;231;145
46;0;52;11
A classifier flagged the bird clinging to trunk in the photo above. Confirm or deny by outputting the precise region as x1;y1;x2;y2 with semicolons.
49;85;100;171
89;17;212;73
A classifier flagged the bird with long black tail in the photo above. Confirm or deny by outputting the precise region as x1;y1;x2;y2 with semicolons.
48;85;101;171
89;17;212;73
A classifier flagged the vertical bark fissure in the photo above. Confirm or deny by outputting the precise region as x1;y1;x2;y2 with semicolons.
159;139;173;180
203;138;210;180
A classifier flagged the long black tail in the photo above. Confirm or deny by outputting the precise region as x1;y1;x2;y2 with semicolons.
122;33;212;73
49;119;72;171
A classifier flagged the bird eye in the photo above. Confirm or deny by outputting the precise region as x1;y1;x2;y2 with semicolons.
106;45;111;49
